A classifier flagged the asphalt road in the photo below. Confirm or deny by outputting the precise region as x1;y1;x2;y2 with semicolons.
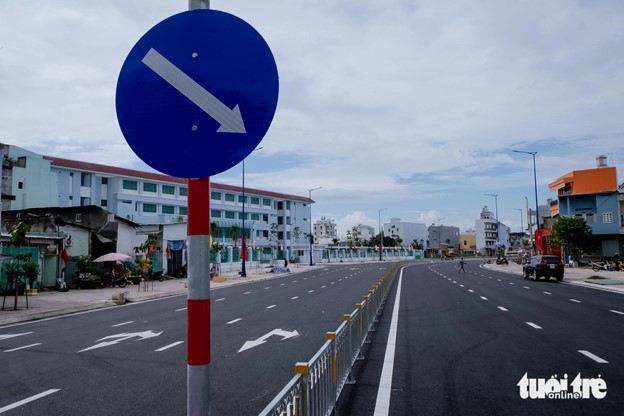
0;263;392;416
339;260;624;416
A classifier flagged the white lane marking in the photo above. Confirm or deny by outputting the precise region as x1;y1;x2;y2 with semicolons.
321;285;327;288
488;276;492;279
113;321;134;327
243;291;251;295
509;282;515;285
543;291;552;295
497;279;502;282
459;284;464;288
468;289;474;293
330;282;335;285
569;299;581;303
0;389;60;413
264;287;271;290
175;307;187;312
4;343;41;352
308;290;315;293
578;350;609;364
226;318;242;325
523;286;530;289
291;296;299;300
480;296;488;301
526;322;542;329
609;309;624;315
497;306;508;312
280;283;285;286
373;268;404;416
155;341;184;352
266;305;276;309
292;280;298;283
215;298;225;302
0;332;33;341
453;281;457;284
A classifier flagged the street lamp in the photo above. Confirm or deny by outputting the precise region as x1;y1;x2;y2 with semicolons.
378;208;388;261
484;194;499;253
513;150;540;230
308;187;322;266
240;147;262;277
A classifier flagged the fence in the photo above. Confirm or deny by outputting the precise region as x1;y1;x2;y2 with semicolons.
258;262;399;416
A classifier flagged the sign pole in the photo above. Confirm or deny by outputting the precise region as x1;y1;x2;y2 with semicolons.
188;4;211;416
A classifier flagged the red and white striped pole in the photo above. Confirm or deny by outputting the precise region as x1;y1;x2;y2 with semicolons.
187;176;211;415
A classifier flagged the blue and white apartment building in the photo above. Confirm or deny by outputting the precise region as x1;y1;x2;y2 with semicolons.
1;143;314;261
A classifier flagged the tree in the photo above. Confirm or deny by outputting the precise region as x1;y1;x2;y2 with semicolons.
3;222;39;309
550;216;599;260
230;224;241;247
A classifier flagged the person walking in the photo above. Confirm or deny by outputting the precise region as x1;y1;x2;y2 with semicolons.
458;257;466;273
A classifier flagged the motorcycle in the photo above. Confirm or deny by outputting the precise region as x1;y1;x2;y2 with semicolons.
589;260;613;272
108;264;129;288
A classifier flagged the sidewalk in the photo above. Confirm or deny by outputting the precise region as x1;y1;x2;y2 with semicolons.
0;264;320;326
480;261;624;295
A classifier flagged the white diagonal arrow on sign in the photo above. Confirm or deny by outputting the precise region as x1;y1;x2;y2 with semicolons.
142;48;247;134
238;328;299;353
78;330;163;352
0;332;33;341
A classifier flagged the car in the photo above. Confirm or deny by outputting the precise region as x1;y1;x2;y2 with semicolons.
523;255;564;281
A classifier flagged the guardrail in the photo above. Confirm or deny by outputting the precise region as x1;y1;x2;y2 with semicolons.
259;263;399;416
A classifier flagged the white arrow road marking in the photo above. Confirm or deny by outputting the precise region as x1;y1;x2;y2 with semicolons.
0;389;60;413
78;330;163;352
238;329;299;353
142;48;246;133
0;332;33;341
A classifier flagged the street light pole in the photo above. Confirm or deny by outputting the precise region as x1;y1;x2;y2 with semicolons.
378;208;388;261
240;147;262;277
513;208;524;234
513;150;540;230
308;187;321;266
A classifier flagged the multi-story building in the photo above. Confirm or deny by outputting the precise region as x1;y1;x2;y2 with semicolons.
427;223;459;256
1;143;313;260
548;156;622;256
459;229;477;255
475;206;511;255
383;218;428;249
349;224;375;244
313;216;338;245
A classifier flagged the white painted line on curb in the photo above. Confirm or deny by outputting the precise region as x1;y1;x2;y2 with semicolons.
155;341;184;352
373;268;403;416
578;350;609;364
526;322;542;329
4;343;41;352
113;321;134;327
226;318;242;325
0;389;60;413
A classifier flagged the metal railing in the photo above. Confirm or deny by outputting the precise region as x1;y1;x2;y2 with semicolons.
259;263;399;416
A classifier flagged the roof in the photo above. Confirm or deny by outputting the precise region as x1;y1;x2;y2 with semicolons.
43;156;313;203
548;167;618;196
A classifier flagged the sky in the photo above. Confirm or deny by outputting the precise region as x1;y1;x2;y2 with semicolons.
1;0;623;239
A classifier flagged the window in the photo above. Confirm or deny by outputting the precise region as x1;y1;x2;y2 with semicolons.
277;201;284;210
225;193;235;202
123;180;138;191
18;181;23;189
81;173;92;187
179;207;188;216
603;212;614;224
211;191;222;200
80;197;91;206
262;198;271;207
251;213;260;221
238;212;247;220
238;195;247;204
143;203;157;213
162;205;175;214
225;211;236;219
143;182;157;193
262;214;269;222
162;185;175;195
211;209;222;218
75;214;82;222
179;187;188;196
101;177;108;185
101;199;107;207
250;197;260;205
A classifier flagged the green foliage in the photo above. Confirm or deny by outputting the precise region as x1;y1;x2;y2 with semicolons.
551;216;599;259
134;234;161;255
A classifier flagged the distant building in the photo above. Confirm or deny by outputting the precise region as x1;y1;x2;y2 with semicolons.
459;229;477;255
384;218;428;249
427;223;459;256
475;206;510;256
313;216;337;245
350;224;375;243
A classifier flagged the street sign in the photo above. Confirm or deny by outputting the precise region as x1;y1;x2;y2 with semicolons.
116;10;279;178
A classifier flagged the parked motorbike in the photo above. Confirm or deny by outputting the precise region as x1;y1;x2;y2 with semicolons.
108;264;129;288
589;260;614;272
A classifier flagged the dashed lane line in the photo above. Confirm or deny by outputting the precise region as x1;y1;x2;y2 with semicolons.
543;291;552;295
266;305;276;309
113;321;134;327
4;343;41;352
226;318;242;325
215;298;226;302
497;306;508;312
609;309;624;315
155;341;184;352
578;350;609;364
569;299;582;303
0;389;60;413
175;307;187;312
526;322;542;329
291;296;299;300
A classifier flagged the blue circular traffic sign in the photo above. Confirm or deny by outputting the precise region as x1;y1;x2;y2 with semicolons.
116;10;279;178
